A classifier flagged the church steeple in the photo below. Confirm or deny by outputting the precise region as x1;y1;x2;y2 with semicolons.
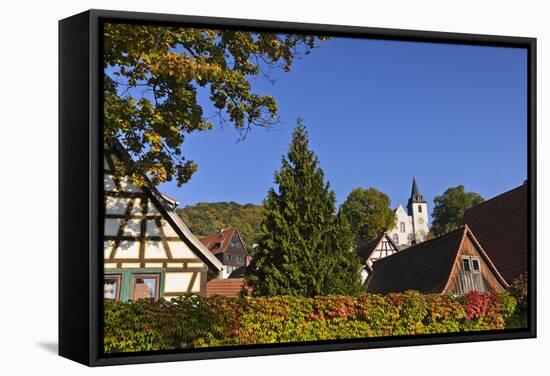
407;177;426;217
389;178;430;246
409;177;426;204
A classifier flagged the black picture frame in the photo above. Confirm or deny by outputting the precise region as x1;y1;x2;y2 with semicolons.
59;9;537;367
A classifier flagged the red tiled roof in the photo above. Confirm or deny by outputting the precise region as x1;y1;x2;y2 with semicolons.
462;183;528;283
200;227;249;256
206;278;251;297
200;227;237;255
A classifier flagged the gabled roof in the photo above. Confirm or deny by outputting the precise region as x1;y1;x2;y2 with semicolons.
366;225;507;295
356;233;399;263
462;183;528;283
200;227;248;256
107;140;223;272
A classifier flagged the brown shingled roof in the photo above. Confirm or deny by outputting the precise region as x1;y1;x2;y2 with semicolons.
462;183;528;283
366;227;464;295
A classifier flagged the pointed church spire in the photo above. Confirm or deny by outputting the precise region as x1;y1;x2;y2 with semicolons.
409;177;426;203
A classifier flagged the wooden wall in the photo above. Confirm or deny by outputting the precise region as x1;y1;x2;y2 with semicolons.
444;234;505;294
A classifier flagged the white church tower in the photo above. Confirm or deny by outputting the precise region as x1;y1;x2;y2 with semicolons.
388;178;430;247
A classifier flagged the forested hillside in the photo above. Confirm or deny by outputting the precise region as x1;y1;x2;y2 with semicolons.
176;202;263;252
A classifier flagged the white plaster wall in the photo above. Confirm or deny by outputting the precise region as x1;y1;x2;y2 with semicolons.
143;241;168;259
164;272;193;293
167;240;199;259
388;205;414;246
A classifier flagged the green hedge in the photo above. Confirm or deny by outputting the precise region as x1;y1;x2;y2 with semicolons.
104;291;517;353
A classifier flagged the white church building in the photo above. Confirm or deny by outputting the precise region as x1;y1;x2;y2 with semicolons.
387;178;430;247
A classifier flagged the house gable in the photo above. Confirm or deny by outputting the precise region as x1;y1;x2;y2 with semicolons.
443;228;508;294
357;233;399;268
200;227;250;278
104;142;222;299
368;235;398;264
357;233;399;284
228;232;248;256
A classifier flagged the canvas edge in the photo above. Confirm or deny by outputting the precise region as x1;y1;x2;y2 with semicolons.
59;9;93;366
58;8;537;367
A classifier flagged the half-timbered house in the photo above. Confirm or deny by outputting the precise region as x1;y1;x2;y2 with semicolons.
365;225;508;295
103;141;223;301
200;227;250;279
356;233;399;284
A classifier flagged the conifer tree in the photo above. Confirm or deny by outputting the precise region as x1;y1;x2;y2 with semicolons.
246;120;362;297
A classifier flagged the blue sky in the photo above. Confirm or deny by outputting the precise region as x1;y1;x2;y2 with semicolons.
152;36;527;217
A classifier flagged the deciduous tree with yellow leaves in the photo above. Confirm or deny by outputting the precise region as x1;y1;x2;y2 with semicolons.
103;23;328;186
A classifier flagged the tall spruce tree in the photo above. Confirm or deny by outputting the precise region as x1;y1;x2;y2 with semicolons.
246;120;362;297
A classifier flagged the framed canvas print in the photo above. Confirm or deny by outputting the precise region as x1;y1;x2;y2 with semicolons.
59;9;536;366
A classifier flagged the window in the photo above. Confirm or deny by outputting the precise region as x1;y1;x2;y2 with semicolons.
237;255;244;263
393;234;399;243
459;256;485;293
132;274;159;301
229;236;242;250
104;275;121;300
418;205;422;213
399;222;406;233
471;257;481;272
462;257;471;272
